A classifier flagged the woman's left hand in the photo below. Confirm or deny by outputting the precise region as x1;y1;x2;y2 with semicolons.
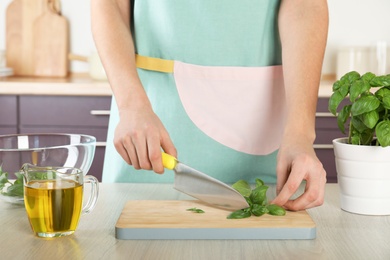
272;138;327;211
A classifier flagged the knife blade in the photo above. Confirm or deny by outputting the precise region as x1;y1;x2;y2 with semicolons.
161;152;249;211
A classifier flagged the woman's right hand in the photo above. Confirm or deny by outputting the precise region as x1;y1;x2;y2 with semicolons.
113;105;177;174
91;0;176;174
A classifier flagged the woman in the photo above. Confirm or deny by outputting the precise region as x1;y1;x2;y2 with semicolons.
91;0;328;210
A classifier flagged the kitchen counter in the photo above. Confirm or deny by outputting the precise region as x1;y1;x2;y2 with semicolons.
0;183;389;259
0;74;334;97
0;74;112;96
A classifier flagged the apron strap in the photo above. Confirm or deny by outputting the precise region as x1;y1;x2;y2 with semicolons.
135;54;174;73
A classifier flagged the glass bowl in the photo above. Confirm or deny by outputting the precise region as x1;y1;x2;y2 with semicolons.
0;133;96;204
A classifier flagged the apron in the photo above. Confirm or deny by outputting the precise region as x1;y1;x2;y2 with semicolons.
103;0;285;184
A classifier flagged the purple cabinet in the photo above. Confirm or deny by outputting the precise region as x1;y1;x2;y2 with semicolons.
19;95;111;181
0;96;18;135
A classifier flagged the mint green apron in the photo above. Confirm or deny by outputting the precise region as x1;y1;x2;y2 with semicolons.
103;0;284;184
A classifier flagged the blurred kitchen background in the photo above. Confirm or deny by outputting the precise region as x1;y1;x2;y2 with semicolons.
0;0;390;76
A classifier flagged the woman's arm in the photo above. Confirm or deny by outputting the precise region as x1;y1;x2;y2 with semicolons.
91;0;176;173
272;0;329;210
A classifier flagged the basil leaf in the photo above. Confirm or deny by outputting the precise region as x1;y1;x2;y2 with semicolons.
337;105;351;133
266;204;286;216
255;178;264;187
329;90;346;115
249;185;268;206
370;75;390;87
227;209;251;219
361;72;376;83
251;204;269;217
351;116;369;133
350;79;370;102
3;182;23;197
382;95;390;110
351;95;381;116
350;134;361;145
343;71;361;83
360;129;375;145
376;121;390;147
361;110;379;129
332;80;341;91
186;207;205;213
232;180;252;197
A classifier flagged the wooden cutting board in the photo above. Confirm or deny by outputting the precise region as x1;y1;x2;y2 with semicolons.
115;200;316;240
33;1;69;77
5;0;68;77
6;0;46;76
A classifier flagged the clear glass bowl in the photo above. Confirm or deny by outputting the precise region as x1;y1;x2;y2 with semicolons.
0;133;96;204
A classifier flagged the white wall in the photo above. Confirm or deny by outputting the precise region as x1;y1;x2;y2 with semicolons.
1;0;390;74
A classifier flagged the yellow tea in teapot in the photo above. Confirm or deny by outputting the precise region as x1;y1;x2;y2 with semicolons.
24;180;83;236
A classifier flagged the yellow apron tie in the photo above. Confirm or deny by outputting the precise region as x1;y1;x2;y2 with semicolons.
135;54;174;73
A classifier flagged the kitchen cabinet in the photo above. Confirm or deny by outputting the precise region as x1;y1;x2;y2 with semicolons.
0;74;113;181
0;95;18;135
18;95;111;181
314;98;349;183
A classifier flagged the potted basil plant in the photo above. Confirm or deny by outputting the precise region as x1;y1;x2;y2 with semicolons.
329;71;390;215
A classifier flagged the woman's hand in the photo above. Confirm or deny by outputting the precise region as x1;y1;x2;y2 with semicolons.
274;0;329;210
92;0;177;174
114;105;177;174
272;137;326;211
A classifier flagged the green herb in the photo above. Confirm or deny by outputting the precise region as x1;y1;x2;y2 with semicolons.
186;207;205;213
251;204;269;216
0;166;24;197
266;204;286;216
328;71;390;146
227;209;251;219
227;178;286;219
231;180;252;197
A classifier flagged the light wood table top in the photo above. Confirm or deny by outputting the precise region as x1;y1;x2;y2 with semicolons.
1;183;389;259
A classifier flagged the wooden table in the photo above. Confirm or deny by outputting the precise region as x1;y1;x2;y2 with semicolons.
1;183;389;259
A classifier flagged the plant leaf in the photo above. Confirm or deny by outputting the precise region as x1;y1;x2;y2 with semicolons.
255;178;264;187
329;90;346;115
350;134;361;145
3;183;23;197
337;105;351;133
361;72;376;83
332;80;341;91
186;207;205;213
266;204;286;216
251;204;269;216
375;87;390;104
351;95;381;116
341;71;361;84
360;129;375;145
227;209;252;219
350;79;370;102
249;185;268;205
376;121;390;147
232;180;252;197
370;75;390;87
351;116;369;133
361;110;379;129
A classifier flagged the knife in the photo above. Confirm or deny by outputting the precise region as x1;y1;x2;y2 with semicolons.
161;152;249;211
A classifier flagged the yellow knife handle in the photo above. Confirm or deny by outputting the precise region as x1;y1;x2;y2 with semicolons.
161;152;178;170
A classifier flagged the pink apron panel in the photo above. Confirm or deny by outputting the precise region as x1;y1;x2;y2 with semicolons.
173;61;286;155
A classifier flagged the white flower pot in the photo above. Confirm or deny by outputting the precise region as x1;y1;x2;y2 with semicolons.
333;137;390;215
